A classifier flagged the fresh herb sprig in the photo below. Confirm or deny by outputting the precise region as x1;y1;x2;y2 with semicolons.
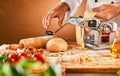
0;53;9;63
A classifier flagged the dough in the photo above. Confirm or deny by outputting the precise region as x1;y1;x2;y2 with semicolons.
46;38;68;52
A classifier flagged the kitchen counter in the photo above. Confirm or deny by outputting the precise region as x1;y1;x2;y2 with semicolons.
33;71;117;76
66;72;117;76
57;49;120;76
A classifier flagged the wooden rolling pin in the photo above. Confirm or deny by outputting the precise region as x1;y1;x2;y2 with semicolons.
8;36;54;50
19;36;54;49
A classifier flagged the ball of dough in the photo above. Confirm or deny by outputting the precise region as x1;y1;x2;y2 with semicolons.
46;38;68;52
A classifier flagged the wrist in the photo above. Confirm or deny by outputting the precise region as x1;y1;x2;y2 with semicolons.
60;2;70;12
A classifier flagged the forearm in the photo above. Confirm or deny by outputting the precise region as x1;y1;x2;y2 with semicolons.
61;0;82;16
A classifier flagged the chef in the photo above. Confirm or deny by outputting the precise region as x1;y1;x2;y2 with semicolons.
42;0;120;29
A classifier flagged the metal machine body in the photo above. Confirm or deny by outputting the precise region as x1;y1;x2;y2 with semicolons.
67;17;117;49
46;16;117;49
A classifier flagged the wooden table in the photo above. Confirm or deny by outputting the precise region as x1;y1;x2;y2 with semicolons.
60;49;120;73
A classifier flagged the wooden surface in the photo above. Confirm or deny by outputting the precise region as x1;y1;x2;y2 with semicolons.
31;50;120;73
28;43;120;73
66;62;120;73
63;49;120;73
28;45;120;73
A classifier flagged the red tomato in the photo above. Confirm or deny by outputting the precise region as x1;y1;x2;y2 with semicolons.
24;46;36;54
8;53;19;64
18;52;32;60
38;48;47;56
31;53;46;64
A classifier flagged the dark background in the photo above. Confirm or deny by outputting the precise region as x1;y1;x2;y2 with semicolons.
0;0;76;45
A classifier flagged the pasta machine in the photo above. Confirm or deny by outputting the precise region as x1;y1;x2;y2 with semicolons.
46;16;117;50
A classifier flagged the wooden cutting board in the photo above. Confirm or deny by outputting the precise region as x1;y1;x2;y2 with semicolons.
30;48;120;73
65;61;120;73
63;50;120;73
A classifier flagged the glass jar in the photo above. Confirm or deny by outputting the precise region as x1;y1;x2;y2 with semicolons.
110;38;120;58
110;29;120;58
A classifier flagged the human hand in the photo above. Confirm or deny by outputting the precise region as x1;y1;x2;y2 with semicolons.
42;2;70;29
92;4;120;21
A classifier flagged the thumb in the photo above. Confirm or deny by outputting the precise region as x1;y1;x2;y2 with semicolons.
92;6;104;12
58;16;64;26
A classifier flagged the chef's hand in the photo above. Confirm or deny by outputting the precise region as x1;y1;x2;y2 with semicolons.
42;2;70;29
92;4;120;21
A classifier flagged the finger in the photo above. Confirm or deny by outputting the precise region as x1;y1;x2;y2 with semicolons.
47;10;57;27
58;16;64;26
42;16;45;26
92;5;105;12
42;15;48;29
42;11;54;29
43;14;49;29
95;11;107;21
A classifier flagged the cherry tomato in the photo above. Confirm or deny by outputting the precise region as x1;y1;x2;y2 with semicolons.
38;48;47;56
24;46;36;54
31;53;46;64
8;53;19;64
18;52;32;60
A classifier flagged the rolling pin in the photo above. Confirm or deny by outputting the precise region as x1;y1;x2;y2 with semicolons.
19;36;53;49
8;36;53;50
